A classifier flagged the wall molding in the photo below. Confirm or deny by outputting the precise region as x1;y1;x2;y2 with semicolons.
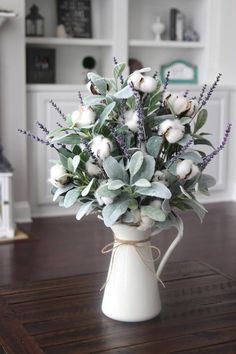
14;201;32;223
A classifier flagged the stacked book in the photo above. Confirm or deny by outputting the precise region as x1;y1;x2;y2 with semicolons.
170;8;184;41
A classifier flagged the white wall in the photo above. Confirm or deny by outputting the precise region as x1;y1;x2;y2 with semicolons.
0;0;31;221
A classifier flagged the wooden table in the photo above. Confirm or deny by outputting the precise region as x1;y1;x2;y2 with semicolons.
0;260;236;353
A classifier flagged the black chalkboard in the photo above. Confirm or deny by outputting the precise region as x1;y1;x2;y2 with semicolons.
57;0;92;38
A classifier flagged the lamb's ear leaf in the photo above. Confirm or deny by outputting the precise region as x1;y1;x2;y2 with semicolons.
76;201;94;220
141;206;166;222
129;151;144;178
103;156;124;181
114;85;133;99
194;109;208;133
146;136;163;157
102;196;130;227
132;155;155;183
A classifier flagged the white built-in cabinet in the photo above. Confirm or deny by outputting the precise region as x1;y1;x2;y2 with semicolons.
25;0;230;216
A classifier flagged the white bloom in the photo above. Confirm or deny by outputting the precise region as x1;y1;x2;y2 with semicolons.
95;191;114;206
163;92;179;107
159;119;185;143
85;157;101;176
139;76;157;93
185;99;199;117
124;110;139;132
91;135;113;160
150;199;162;209
152;170;168;185
49;164;69;188
71;107;96;128
172;97;189;116
128;67;156;93
132;209;141;224
176;159;199;180
138;215;155;231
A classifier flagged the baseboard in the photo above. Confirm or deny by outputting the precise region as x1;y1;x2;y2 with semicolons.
14;201;32;223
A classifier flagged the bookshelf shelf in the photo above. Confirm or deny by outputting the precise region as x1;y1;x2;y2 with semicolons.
26;37;114;47
129;40;205;49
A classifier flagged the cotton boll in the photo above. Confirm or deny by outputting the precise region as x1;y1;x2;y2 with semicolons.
139;76;157;93
172;119;185;131
71;110;81;126
132;209;141;224
166;127;184;143
163;92;179;107
80;107;96;127
159;119;173;135
124;110;139;132
49;164;69;188
185;99;199;117
176;159;199;180
138;215;155;231
85;157;101;176
172;97;189;116
152;170;168;185
91;135;113;160
150;199;162;209
128;71;144;90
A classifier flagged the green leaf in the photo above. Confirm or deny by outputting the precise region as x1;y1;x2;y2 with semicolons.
132;155;155;183
103;156;124;181
113;63;126;81
146;136;162;157
96;184;120;198
194;109;208;133
64;188;80;208
108;180;126;190
47;127;69;139
114;85;133;99
52;184;74;202
87;72;107;95
181;150;203;164
180;185;192;199
180;117;192;125
199;174;216;189
76;201;94;220
81;178;94;197
141;205;166;222
67;157;74;172
178;134;192;146
134;179;151;187
51;133;80;145
194;137;214;148
83;95;106;106
136;182;172;199
99;102;116;127
129;151;144;177
128;199;138;210
102;196;130;227
72;155;81;172
162;199;171;213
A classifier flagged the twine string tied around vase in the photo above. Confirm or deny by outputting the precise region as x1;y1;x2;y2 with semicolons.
100;236;165;291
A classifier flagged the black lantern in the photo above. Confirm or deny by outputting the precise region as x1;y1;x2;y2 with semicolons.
25;5;44;37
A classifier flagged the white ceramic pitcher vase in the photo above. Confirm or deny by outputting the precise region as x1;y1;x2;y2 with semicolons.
101;217;183;322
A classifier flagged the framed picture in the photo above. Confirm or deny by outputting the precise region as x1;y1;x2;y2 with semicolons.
57;0;92;38
26;47;55;84
160;60;198;84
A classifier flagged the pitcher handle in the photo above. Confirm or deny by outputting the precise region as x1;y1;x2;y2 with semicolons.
151;215;184;279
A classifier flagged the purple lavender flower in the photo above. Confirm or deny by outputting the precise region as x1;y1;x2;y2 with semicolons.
113;57;124;85
198;84;207;104
201;123;232;170
108;123;130;159
201;74;222;107
168;138;194;165
152;71;159;80
18;128;56;148
36;121;49;135
78;91;84;106
50;100;67;121
183;89;189;98
129;81;145;145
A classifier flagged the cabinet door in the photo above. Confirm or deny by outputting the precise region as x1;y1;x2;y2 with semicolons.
28;90;86;212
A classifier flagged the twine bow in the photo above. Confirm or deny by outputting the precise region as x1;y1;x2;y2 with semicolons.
100;236;165;291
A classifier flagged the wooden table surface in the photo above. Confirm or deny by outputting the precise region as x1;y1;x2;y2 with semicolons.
0;260;236;354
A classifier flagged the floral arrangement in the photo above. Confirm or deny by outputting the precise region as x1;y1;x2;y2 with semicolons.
19;60;232;232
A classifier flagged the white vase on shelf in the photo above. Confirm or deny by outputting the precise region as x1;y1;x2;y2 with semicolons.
152;16;165;41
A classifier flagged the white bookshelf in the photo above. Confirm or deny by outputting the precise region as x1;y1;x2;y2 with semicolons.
129;40;205;49
26;37;114;47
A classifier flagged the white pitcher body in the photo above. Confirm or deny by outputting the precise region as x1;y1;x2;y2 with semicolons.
101;224;161;322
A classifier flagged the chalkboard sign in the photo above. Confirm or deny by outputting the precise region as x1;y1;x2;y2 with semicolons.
57;0;92;38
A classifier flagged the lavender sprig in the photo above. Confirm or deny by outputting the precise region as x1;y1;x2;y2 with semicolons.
152;71;159;80
198;84;207;104
183;90;189;98
78;91;84;106
129;82;145;145
108;123;130;159
50;100;67;121
18;128;56;148
113;57;124;85
160;71;170;107
168;138;194;166
36;121;49;135
83;139;106;177
201;123;232;171
201;73;222;107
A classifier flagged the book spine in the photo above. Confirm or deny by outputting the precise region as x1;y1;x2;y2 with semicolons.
170;8;178;41
176;12;184;41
